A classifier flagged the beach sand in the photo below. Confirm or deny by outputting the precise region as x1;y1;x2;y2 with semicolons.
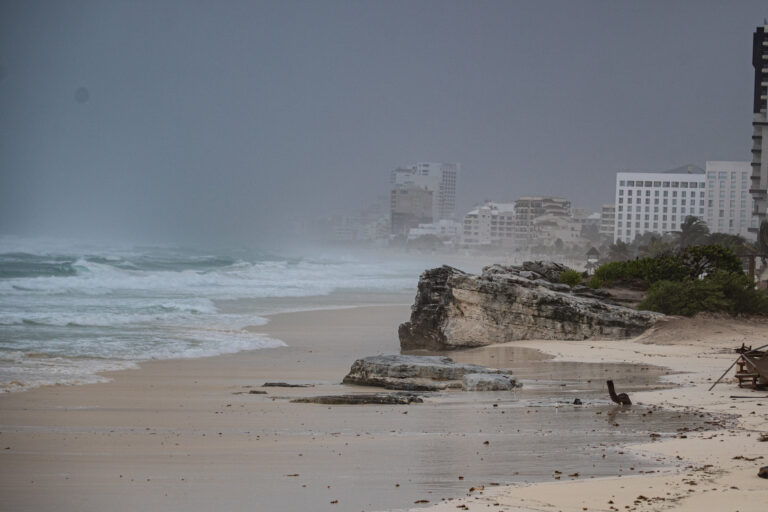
0;307;765;512
412;314;768;512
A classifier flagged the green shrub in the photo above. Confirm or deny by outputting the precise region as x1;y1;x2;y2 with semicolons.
638;272;768;316
587;275;603;289
559;270;582;289
593;245;742;286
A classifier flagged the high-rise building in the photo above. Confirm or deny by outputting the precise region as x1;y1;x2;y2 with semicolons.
599;204;616;238
750;22;768;231
704;161;756;238
391;162;459;221
613;165;706;243
390;184;433;236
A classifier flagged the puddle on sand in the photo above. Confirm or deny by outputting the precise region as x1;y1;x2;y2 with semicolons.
238;346;720;512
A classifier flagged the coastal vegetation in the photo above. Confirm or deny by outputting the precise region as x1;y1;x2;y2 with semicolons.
593;244;768;316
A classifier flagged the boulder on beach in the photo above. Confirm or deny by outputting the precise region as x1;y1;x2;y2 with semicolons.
342;354;516;391
399;262;662;351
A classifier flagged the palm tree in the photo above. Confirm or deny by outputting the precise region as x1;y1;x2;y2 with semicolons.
707;232;753;255
675;216;710;249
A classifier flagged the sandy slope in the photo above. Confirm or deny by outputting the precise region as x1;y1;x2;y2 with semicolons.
407;314;768;512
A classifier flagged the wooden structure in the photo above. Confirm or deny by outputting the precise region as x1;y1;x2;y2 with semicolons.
735;344;768;388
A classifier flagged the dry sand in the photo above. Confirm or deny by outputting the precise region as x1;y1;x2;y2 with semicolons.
1;307;766;512
410;314;768;512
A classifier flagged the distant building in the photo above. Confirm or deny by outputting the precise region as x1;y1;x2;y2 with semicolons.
613;165;706;243
460;202;517;247
407;219;461;241
391;162;459;221
750;22;768;231
705;161;756;238
390;184;433;237
599;204;616;238
530;213;583;248
513;196;571;248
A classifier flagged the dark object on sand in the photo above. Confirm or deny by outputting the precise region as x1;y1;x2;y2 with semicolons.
291;393;423;405
573;398;582;405
759;466;768;479
262;382;314;388
607;380;631;405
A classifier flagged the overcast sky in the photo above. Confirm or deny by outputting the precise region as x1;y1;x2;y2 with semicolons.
0;0;766;245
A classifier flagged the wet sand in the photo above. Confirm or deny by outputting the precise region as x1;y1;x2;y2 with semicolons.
0;306;725;512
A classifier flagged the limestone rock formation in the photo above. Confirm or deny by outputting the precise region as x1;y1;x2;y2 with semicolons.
399;262;661;350
342;354;516;391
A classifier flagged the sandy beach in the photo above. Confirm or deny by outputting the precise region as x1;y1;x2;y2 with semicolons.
0;306;766;512
413;315;768;512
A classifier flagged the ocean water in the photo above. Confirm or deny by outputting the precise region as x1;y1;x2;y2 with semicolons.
0;237;421;392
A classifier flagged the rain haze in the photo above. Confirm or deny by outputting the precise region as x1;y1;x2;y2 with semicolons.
0;0;766;246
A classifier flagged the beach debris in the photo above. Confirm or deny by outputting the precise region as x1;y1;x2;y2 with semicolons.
291;392;423;405
232;390;267;395
398;263;661;351
573;398;583;405
759;466;768;479
262;382;314;388
414;499;430;503
709;343;768;391
606;380;631;405
342;355;516;391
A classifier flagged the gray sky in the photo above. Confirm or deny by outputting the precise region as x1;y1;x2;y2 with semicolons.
0;0;766;244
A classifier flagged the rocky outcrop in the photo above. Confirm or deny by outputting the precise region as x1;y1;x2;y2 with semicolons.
399;262;661;350
342;354;516;391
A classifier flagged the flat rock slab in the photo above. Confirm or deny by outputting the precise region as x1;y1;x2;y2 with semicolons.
462;373;516;391
342;354;516;391
262;382;314;388
291;393;423;405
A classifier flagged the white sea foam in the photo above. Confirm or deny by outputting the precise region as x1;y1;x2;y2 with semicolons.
0;237;422;392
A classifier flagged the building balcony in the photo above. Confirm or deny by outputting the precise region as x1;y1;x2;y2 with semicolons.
749;188;768;195
751;174;762;181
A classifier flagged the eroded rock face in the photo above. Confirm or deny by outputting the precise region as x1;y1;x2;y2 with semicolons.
399;262;661;350
342;354;515;391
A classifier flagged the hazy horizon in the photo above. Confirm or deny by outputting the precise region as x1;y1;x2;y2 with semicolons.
1;0;766;246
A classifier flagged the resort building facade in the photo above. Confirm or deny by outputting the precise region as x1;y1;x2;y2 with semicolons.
613;166;706;243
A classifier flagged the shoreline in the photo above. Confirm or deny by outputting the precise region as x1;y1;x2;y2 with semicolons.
410;315;768;512
1;307;765;511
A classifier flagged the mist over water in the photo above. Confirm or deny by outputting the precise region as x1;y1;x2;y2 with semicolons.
0;236;424;391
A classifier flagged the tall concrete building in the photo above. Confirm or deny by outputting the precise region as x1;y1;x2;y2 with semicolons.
613;165;706;243
391;162;459;221
750;22;768;231
390;184;433;237
705;161;756;238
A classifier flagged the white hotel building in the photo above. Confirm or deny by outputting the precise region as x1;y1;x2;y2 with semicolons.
614;163;756;243
614;166;706;243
